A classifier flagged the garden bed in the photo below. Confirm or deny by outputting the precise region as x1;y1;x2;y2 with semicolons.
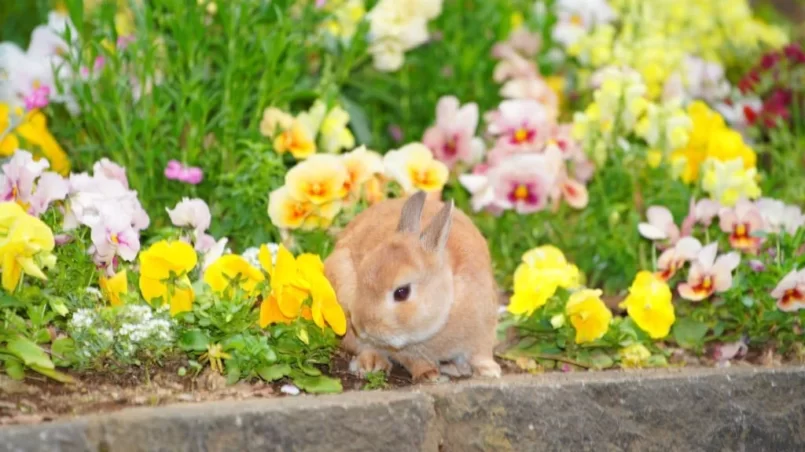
3;365;805;451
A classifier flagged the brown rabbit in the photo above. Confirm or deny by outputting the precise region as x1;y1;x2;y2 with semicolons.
323;191;501;382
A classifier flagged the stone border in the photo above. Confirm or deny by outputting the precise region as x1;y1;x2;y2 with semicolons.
2;366;805;451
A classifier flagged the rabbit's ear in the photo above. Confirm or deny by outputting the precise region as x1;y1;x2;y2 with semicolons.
420;199;453;254
397;191;427;234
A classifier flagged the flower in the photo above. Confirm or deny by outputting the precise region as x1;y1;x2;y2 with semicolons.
340;145;384;201
88;202;140;265
663;55;730;103
318;104;355;154
93;158;129;189
701;158;760;206
771;269;805;312
63;164;149;233
487;99;552;152
167;198;217;251
508;245;580;316
619;271;675;339
273;119;317;160
286;153;349;205
204;254;265;297
618;344;651;369
638;206;681;244
678;243;740;301
656;237;702;281
259;107;294;137
365;0;441;72
164;160;203;185
257;244;346;334
755;198;804;236
0;149;68;216
718;199;765;252
459;148;562;214
383;142;449;193
551;0;615;48
99;269;128;307
565;288;612;344
422;96;484;169
138;240;198;316
0;205;56;292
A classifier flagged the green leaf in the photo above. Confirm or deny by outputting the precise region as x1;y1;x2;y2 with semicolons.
29;365;75;383
672;318;709;349
292;374;343;394
7;336;54;369
51;337;75;367
0;295;24;309
257;363;291;381
226;366;241;385
34;329;51;344
3;358;25;380
298;362;322;376
178;330;210;352
48;297;69;317
339;95;372;146
588;351;615;369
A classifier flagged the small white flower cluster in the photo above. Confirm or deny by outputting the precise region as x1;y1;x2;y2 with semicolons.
67;303;176;364
118;304;174;345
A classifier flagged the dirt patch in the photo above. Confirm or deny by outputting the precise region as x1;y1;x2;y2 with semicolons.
0;345;795;427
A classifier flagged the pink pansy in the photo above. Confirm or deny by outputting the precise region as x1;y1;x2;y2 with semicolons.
88;201;141;266
718;199;764;253
165;160;204;185
771;269;805;312
0;150;67;216
0;150;48;204
166;197;216;252
28;172;69;216
680;198;720;236
678;243;741;302
487;99;552;153
656;237;702;281
93;158;129;189
638;206;681;244
459;147;561;214
23;85;50;110
543;143;589;210
423;96;484;169
712;338;748;364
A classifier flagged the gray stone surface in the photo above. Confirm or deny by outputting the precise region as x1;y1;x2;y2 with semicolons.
2;366;805;452
426;366;805;452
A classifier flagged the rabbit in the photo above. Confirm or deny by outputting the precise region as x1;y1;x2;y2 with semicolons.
323;191;502;382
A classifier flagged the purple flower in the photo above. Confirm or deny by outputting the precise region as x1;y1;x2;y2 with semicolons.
388;124;403;143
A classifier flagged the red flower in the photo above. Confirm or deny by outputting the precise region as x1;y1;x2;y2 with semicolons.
783;44;805;64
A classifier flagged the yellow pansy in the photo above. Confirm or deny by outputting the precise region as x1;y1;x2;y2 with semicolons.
341;145;384;200
273;120;317;160
138;240;198;316
203;254;265;297
259;107;295;137
382;143;449;194
619;271;675;339
508;245;581;316
565;289;612;344
0;207;56;292
285;154;349;205
257;244;346;335
99;269;128;307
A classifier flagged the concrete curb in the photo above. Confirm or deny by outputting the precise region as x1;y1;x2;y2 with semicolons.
2;366;805;451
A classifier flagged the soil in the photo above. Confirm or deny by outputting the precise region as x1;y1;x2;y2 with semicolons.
1;343;795;428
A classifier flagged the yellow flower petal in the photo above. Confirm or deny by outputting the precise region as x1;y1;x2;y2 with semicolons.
100;269;128;307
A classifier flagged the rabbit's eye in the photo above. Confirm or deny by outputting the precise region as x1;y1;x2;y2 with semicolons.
393;284;411;302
